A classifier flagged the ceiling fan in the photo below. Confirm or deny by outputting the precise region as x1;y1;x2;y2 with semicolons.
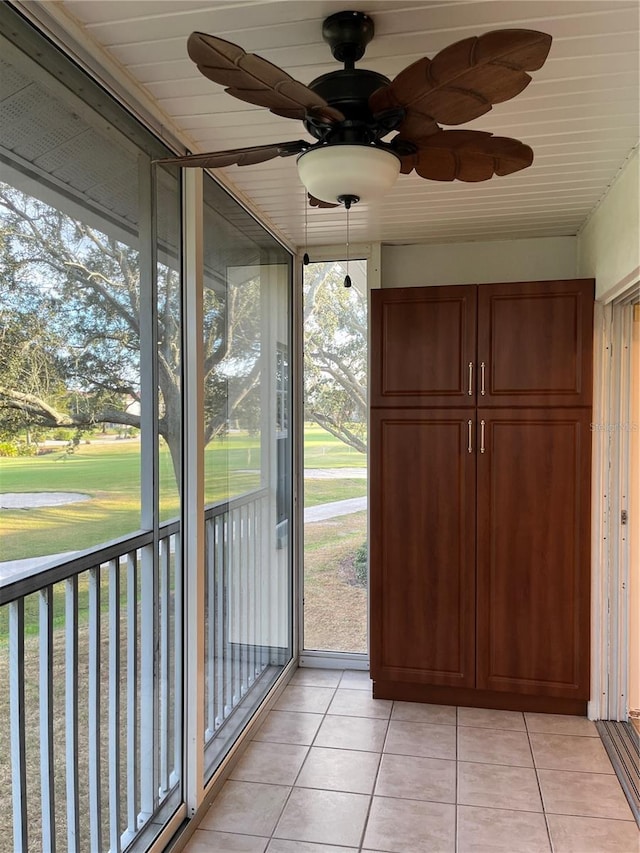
160;11;552;209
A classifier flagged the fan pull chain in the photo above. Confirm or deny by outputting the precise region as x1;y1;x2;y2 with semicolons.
344;203;352;288
303;193;310;266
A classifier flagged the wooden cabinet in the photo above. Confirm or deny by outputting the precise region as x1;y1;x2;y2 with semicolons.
476;409;592;700
477;280;594;407
371;285;476;407
370;409;476;688
370;279;594;715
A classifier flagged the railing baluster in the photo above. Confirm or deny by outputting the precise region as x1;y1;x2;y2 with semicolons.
205;517;215;738
249;501;257;680
88;567;102;850
224;513;232;717
159;538;169;797
139;543;156;824
65;577;79;852
3;521;181;853
108;559;122;852
232;508;241;705
259;496;267;668
39;586;56;851
237;506;249;698
126;551;139;839
9;599;28;852
243;504;256;692
215;516;224;728
172;532;182;784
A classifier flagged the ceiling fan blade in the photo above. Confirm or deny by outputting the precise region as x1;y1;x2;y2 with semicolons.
393;111;441;143
397;130;533;181
155;140;310;169
370;29;551;126
188;32;344;124
308;194;339;208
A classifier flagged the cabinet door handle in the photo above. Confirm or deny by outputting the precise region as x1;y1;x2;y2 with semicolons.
467;420;473;453
480;419;486;453
480;362;486;396
468;362;473;396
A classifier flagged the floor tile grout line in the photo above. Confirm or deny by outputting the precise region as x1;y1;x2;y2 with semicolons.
252;676;342;850
527;715;554;853
265;674;342;847
455;704;461;853
357;694;392;853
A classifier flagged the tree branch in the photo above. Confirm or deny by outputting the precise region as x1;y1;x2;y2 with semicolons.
0;386;141;430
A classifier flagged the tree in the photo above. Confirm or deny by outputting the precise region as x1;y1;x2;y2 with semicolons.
303;262;367;453
0;184;262;478
0;185;369;481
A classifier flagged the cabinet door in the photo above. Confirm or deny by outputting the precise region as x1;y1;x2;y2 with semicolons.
477;279;594;407
371;285;477;407
476;409;591;699
370;409;476;687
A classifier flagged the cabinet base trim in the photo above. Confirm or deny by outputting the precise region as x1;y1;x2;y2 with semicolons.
373;681;587;716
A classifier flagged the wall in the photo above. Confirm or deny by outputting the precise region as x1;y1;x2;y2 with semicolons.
578;148;640;302
381;236;577;288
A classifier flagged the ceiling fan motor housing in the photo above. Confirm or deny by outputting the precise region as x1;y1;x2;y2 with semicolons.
322;11;375;65
307;68;393;138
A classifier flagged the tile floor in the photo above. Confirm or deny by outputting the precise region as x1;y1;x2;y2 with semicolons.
184;669;640;853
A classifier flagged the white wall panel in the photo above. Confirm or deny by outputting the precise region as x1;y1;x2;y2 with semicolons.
381;237;577;288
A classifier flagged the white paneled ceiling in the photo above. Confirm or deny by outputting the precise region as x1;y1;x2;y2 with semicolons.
45;1;640;247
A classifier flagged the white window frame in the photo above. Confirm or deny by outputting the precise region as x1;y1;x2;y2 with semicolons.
296;243;380;670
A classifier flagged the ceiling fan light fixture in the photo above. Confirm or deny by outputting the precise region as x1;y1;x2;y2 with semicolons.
296;144;401;205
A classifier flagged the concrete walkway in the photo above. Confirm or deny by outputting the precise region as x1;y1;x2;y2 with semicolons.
304;467;366;479
304;496;367;523
0;551;77;586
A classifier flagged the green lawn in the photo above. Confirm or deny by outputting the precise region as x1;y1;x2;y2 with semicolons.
303;423;366;467
0;425;365;562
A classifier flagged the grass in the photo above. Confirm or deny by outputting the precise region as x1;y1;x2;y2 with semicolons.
0;425;366;562
304;423;366;468
303;511;367;653
303;478;366;507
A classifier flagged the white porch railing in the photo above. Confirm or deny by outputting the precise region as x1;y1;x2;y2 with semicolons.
1;522;182;853
203;489;273;757
1;486;282;852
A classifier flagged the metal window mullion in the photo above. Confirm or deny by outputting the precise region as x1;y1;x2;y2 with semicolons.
65;577;80;852
108;559;122;852
138;152;158;534
182;167;205;805
126;551;139;836
88;568;102;850
138;152;161;824
39;586;56;851
293;255;305;658
9;599;28;851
